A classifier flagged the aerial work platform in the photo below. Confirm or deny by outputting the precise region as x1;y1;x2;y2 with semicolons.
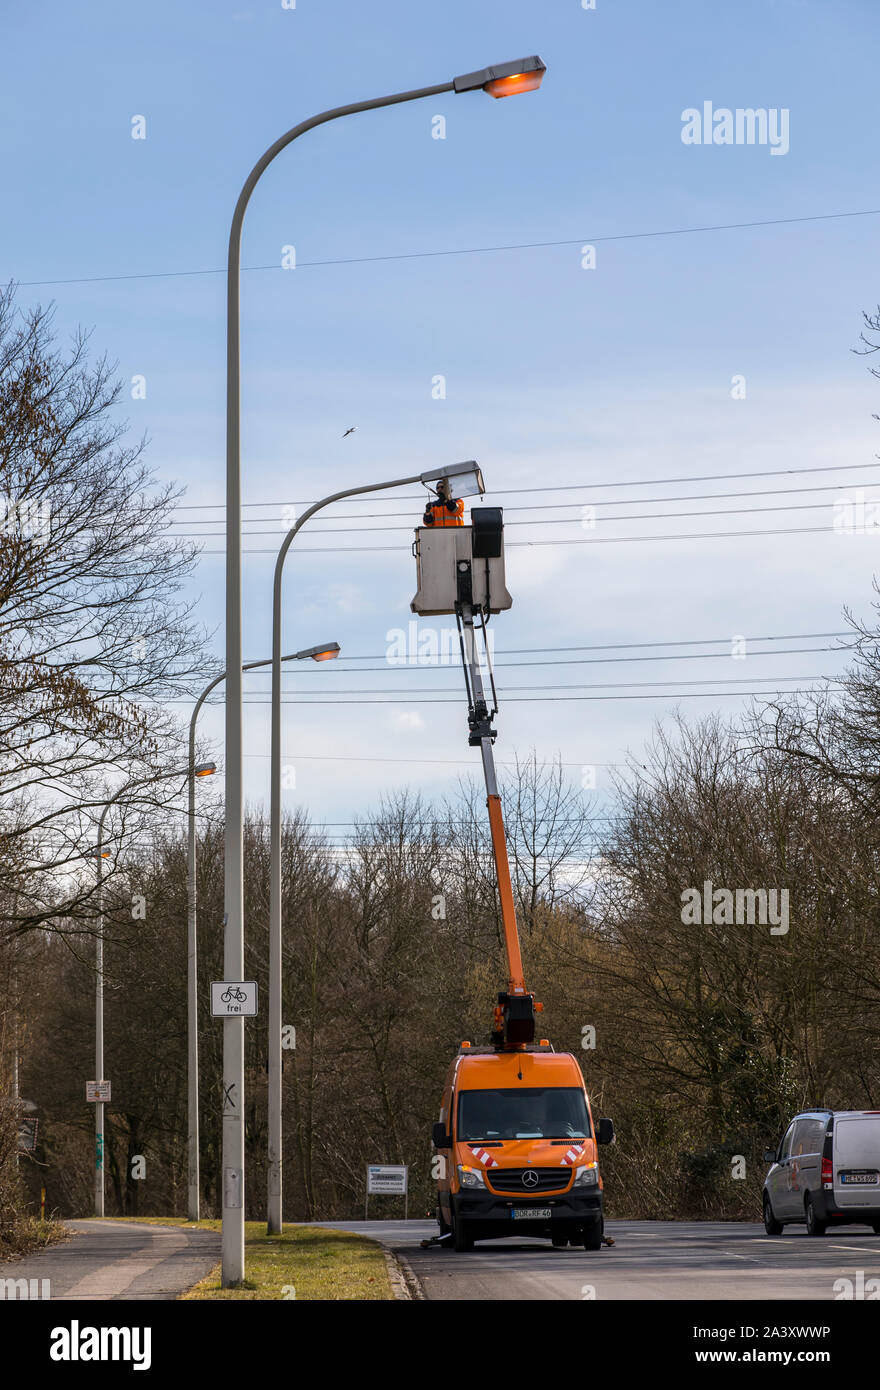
410;473;537;1049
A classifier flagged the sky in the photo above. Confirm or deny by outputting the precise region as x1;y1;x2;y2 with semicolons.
2;0;880;849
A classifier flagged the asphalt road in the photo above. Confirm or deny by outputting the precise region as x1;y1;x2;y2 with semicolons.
324;1218;880;1300
6;1216;878;1301
0;1220;220;1301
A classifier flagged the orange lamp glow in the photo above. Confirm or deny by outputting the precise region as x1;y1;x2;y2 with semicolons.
310;647;340;662
453;56;546;99
484;69;544;98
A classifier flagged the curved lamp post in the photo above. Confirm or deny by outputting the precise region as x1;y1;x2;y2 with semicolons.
267;461;484;1232
185;643;338;1223
224;55;545;1282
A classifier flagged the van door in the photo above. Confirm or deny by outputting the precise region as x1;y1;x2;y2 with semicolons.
834;1116;880;1211
790;1116;825;1213
768;1122;797;1219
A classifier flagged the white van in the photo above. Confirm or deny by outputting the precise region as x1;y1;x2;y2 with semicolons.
763;1109;880;1236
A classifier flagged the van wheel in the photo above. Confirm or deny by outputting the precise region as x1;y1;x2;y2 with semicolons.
582;1217;603;1251
805;1195;827;1237
763;1195;783;1235
452;1215;473;1252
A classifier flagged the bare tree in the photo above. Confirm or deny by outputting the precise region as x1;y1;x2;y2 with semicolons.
0;286;210;938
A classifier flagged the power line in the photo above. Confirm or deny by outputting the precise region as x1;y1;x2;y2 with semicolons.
13;205;880;288
167;498;878;539
245;645;851;676
195;522;860;554
176;684;838;705
171;672;839;703
327;631;850;660
233;674;840;696
170;461;880;511
164;478;880;524
238;753;622;766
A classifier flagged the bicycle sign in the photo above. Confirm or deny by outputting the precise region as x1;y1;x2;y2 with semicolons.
210;981;258;1017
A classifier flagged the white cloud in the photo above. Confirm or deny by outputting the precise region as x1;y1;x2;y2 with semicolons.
391;710;424;732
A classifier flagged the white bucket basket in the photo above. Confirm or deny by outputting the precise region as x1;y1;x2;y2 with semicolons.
410;513;512;617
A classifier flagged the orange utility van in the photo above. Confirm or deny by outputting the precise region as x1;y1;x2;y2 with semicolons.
433;1042;614;1251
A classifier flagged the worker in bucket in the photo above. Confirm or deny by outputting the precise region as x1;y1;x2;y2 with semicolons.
423;475;464;527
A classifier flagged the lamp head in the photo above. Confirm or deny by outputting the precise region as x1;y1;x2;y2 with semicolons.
304;642;341;663
453;56;546;99
420;460;485;500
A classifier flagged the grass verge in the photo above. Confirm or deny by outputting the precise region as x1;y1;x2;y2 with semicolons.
97;1218;395;1300
0;1216;69;1263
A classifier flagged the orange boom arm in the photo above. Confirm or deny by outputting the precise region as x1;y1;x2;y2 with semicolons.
455;598;540;1049
486;793;525;993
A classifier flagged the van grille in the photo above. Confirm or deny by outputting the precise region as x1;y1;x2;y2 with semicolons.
487;1168;573;1194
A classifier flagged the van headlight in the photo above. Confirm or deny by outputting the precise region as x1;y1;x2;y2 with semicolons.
458;1165;486;1189
573;1163;599;1187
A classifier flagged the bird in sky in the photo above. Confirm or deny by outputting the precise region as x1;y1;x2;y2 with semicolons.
342;426;357;438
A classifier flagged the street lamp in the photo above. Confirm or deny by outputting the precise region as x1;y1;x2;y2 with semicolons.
186;646;338;1222
184;754;215;1225
266;462;483;1233
224;57;545;1283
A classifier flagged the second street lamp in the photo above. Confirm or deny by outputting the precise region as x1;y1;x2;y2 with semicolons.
266;461;485;1233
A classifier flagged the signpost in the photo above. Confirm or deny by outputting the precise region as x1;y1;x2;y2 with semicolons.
365;1164;409;1221
86;1081;111;1103
211;982;258;1017
17;1116;38;1154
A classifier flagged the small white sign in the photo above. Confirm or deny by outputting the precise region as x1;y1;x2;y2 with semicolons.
367;1164;408;1195
211;981;258;1017
86;1081;111;1103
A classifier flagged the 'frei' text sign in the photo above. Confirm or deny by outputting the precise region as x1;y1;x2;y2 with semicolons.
211;982;258;1017
367;1164;408;1195
86;1081;111;1103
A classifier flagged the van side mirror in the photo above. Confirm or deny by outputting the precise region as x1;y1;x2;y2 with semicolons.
432;1121;452;1149
763;1148;777;1164
596;1118;615;1146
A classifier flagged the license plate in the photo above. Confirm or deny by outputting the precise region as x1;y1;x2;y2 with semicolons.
512;1207;552;1220
840;1172;879;1185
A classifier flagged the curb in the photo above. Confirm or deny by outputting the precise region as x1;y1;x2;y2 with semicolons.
384;1248;424;1301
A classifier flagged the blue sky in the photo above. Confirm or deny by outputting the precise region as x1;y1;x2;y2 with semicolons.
3;0;880;843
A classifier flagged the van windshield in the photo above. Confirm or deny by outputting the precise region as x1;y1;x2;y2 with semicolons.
458;1087;590;1142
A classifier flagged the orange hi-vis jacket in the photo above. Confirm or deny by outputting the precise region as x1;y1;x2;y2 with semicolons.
423;497;464;527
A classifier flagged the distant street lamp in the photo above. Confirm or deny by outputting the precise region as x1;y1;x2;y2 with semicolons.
266;461;484;1233
224;56;545;1282
186;646;338;1222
